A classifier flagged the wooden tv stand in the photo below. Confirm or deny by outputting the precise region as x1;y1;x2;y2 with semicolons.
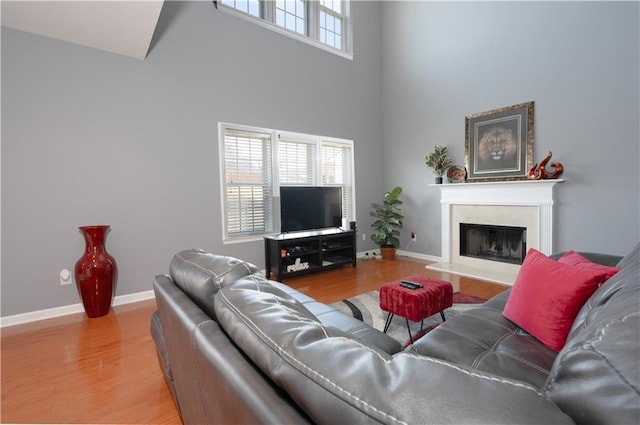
264;228;356;281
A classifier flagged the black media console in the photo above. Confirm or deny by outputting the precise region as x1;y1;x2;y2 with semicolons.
264;228;356;281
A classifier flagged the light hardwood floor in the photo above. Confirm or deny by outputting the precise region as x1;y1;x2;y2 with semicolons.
1;256;508;424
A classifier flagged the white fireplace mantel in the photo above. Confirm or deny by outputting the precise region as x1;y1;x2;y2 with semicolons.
428;179;563;285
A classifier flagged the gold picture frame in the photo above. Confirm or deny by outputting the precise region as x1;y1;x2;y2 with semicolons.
465;101;534;182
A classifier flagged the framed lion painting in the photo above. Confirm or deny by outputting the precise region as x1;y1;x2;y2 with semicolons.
465;101;534;182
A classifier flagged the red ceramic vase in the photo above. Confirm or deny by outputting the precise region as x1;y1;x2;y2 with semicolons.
74;225;118;318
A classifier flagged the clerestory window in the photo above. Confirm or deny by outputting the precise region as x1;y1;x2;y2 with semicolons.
218;0;352;58
219;123;355;242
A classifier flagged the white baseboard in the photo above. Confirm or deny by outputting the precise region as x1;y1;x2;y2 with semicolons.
0;252;441;328
356;249;442;262
0;290;155;328
396;250;442;262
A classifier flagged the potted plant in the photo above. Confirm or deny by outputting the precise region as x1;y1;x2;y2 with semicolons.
425;145;453;184
369;186;403;260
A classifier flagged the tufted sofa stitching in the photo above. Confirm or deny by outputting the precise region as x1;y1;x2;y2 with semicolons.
217;288;404;425
435;325;491;351
572;285;624;334
174;250;257;290
217;287;556;425
466;310;517;333
275;297;327;331
219;289;389;363
544;311;640;395
246;273;265;291
469;326;515;368
430;310;515;349
450;308;554;375
400;352;548;395
591;314;640;394
435;310;516;350
436;322;552;377
490;334;552;376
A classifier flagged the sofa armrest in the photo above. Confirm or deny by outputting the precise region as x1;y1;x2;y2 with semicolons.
215;280;575;425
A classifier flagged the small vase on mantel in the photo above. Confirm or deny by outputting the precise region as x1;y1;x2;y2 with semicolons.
74;225;118;318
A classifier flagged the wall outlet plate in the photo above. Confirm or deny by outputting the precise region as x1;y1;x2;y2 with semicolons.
60;269;73;286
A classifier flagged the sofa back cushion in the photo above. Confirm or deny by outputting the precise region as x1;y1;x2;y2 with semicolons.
543;243;640;425
169;248;263;319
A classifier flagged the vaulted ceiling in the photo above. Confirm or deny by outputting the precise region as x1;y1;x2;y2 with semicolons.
1;1;165;60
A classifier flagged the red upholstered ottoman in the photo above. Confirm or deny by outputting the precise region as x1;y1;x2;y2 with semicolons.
379;275;453;343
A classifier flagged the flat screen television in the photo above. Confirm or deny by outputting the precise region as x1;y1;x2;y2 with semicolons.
280;186;343;233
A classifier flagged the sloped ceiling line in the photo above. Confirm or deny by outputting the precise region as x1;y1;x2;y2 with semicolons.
1;1;165;60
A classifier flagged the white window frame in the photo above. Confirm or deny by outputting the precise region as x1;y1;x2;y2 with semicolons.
317;0;346;51
219;123;276;242
219;122;356;243
218;0;352;60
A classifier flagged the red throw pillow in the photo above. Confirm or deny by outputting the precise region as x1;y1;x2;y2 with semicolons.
503;249;608;351
558;250;620;282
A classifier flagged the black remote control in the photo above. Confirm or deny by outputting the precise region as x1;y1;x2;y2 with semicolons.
399;281;422;290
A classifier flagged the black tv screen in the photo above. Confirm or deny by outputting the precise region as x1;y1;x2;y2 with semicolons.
280;186;343;233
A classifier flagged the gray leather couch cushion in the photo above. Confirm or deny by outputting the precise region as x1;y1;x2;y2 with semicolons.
271;281;403;355
411;249;630;391
153;273;312;425
543;244;639;425
169;249;402;355
169;248;263;319
410;291;557;388
215;279;574;425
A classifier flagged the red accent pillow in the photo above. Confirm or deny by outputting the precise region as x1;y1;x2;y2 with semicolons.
503;249;608;351
558;250;620;282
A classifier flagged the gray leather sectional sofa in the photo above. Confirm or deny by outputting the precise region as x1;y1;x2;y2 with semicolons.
151;244;639;424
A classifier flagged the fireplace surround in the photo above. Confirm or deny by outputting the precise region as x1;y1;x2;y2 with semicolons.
427;180;563;285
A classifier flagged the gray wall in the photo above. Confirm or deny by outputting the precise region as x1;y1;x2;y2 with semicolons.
382;1;639;257
1;1;385;316
2;1;639;318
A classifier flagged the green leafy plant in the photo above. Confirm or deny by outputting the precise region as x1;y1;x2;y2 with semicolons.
425;145;453;177
369;186;403;248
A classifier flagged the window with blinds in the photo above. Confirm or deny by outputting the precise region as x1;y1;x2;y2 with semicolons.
321;142;352;221
220;123;355;241
278;138;315;185
222;128;273;238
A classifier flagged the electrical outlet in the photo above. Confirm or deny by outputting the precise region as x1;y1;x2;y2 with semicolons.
362;233;366;241
411;232;417;241
60;269;72;286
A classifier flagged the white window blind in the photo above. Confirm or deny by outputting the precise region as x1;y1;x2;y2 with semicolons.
278;138;316;185
222;129;273;238
321;142;352;221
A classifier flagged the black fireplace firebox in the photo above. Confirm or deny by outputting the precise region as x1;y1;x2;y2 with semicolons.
460;223;526;265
